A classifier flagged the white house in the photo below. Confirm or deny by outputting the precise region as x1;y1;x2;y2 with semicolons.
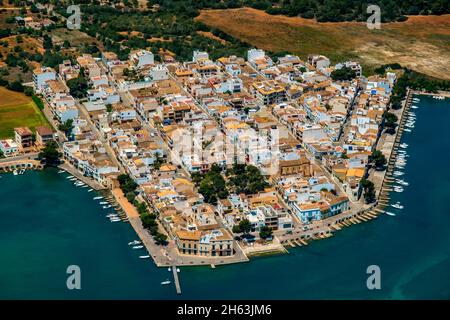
0;139;19;156
247;49;265;63
193;50;209;62
33;67;56;92
149;65;169;81
130;50;154;69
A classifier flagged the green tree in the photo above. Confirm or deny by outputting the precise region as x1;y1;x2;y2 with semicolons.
384;112;398;134
234;219;252;235
38;141;61;167
58;119;74;138
259;225;273;240
370;150;387;170
153;232;168;245
331;66;356;81
360;178;376;204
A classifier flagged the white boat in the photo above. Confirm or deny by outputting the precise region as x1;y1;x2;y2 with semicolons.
161;280;171;285
393;186;404;193
106;214;118;218
110;218;121;222
66;175;74;179
13;169;18;176
87;188;94;192
19;169;25;174
139;255;150;259
93;196;103;200
176;268;180;273
411;105;418;109
391;203;404;210
103;205;112;209
58;170;65;173
128;240;141;246
404;128;412;132
393;171;404;176
396;179;409;186
400;143;408;148
168;267;171;272
385;211;396;216
132;245;144;249
99;201;109;205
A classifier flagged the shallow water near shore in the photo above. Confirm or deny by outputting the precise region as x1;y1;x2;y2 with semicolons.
0;95;449;299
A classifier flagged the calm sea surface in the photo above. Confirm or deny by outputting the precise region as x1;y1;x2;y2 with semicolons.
0;95;449;299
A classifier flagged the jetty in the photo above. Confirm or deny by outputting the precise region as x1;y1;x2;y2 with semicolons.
172;266;181;295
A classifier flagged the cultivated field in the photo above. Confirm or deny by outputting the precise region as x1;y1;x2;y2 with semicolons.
196;8;450;79
0;87;50;138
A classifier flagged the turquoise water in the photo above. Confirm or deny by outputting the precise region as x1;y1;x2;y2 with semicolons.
0;95;449;299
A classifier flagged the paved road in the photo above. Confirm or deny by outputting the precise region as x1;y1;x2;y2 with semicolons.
0;153;39;163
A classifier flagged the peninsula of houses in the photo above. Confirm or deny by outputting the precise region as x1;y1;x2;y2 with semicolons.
1;45;401;266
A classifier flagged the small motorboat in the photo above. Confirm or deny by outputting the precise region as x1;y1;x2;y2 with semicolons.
385;211;396;216
13;169;18;176
168;267;171;272
93;196;103;200
132;245;144;249
110;218;121;222
393;171;404;176
106;214;119;218
87;188;94;192
400;143;408;148
103;205;112;209
99;201;109;205
66;175;74;179
396;179;409;186
411;105;418;109
391;203;404;210
176;268;180;273
393;186;404;193
161;280;171;285
128;240;141;246
404;128;412;132
19;169;25;174
139;255;150;259
58;170;65;174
